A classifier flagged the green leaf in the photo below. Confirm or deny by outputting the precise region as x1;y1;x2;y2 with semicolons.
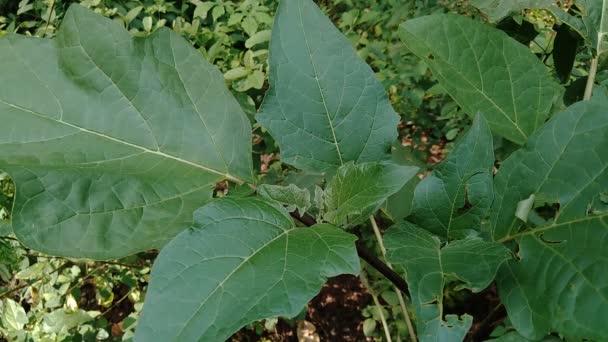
491;95;608;340
1;299;28;331
399;14;559;144
0;220;10;236
257;183;311;215
409;114;494;239
136;197;359;341
470;0;557;21
385;222;510;342
245;29;271;48
257;0;399;174
41;309;95;335
323;162;419;227
0;5;253;259
549;0;607;54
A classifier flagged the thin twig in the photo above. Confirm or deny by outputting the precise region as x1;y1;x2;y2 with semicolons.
370;216;417;342
360;267;392;342
289;212;410;296
43;0;55;37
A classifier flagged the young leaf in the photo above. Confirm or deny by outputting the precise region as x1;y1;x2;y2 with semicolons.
0;5;253;259
491;94;608;340
136;198;359;341
257;183;311;215
257;0;399;174
323;162;419;227
400;14;559;144
409;114;494;239
385;222;510;342
470;0;557;22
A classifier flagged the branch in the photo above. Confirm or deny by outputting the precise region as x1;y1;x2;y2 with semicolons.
290;212;410;296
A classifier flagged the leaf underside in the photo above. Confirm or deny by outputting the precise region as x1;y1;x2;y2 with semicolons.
136;197;359;341
0;5;253;259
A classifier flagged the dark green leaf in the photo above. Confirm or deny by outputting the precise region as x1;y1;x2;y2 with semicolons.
409;114;494;239
491;94;608;340
136;197;359;341
399;14;559;144
257;0;399;174
0;5;253;259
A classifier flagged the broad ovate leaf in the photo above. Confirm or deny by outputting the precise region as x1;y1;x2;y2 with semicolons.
323;162;418;227
0;5;253;259
471;0;558;21
409;114;494;239
400;14;559;144
257;0;399;174
136;198;359;341
257;183;311;215
491;94;608;340
385;222;510;342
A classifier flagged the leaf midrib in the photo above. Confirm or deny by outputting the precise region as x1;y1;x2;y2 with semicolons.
0;99;243;184
296;1;344;165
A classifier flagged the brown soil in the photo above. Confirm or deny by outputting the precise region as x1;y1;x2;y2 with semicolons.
230;274;372;341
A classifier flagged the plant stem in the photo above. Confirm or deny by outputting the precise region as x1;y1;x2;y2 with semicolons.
584;57;598;100
369;216;417;342
360;267;392;342
289;212;410;295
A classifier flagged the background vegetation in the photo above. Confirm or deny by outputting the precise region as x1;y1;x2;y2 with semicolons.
0;0;599;340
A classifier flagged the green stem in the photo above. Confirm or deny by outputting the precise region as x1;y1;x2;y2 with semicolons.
370;216;417;342
360;267;393;342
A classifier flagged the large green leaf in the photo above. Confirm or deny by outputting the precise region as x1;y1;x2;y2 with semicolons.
399;14;559;144
471;0;557;21
136;197;359;341
0;5;253;259
409;114;494;239
491;94;608;340
257;0;399;174
385;222;510;342
323;162;418;227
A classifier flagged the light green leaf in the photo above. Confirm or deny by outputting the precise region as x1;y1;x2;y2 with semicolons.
323;162;419;227
491;95;608;340
0;5;253;259
224;66;249;80
258;183;311;215
1;299;28;331
124;6;143;25
136;197;359;341
142;16;152;32
257;0;399;174
385;222;510;342
193;2;214;20
245;29;271;48
41;309;95;334
409;114;494;239
400;14;559;144
471;0;557;21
